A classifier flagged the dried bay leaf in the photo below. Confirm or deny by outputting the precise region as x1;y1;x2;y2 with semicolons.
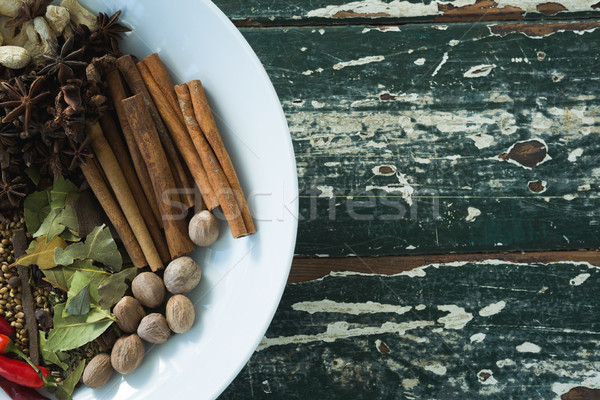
56;359;86;400
24;189;51;233
39;333;69;371
64;271;92;316
50;177;80;210
45;303;113;352
12;236;68;269
54;225;122;271
97;267;137;309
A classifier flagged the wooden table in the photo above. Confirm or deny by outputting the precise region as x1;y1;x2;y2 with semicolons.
213;1;600;398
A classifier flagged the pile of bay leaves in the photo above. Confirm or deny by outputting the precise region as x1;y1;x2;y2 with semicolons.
13;177;137;399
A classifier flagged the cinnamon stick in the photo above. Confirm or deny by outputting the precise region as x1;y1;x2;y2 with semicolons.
13;230;39;365
136;60;219;210
117;55;194;209
188;80;256;235
121;94;194;259
143;53;184;125
105;69;162;226
80;158;147;269
86;122;164;271
175;84;246;238
100;113;171;263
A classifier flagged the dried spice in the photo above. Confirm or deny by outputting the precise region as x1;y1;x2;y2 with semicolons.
5;0;52;28
0;77;50;138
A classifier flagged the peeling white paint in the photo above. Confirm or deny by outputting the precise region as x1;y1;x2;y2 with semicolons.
257;320;434;351
465;207;481;223
333;55;385;70
372;165;397;176
375;339;390;353
402;378;419;389
302;70;314;75
498;138;552;170
300;47;307;51
432;52;448;77
414;57;426;66
292;300;412;315
470;333;486;343
406;245;416;250
478;369;498;385
316;185;334;198
516;341;541;353
414;157;432;164
437;305;473;330
318;29;325;35
449;39;460;46
578;184;591;192
311;100;326;109
563;194;578;201
570;273;590;286
568;148;584;162
464;64;496;78
424;363;447;376
415;304;426;311
324;161;340;167
496;359;515;368
551;370;600;399
528;180;547;194
479;300;506;317
468;133;495;149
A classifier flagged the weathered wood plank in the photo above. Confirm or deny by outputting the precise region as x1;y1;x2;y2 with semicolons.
213;0;600;25
237;21;600;256
290;250;600;282
221;260;600;399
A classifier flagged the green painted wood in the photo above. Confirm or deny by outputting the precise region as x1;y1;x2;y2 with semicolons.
212;0;600;24
221;260;600;399
234;21;600;256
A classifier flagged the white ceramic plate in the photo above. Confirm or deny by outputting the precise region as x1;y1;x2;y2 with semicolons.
9;1;297;399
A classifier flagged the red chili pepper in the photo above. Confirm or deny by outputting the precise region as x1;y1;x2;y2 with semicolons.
0;334;15;354
0;317;14;337
0;374;49;400
0;355;49;389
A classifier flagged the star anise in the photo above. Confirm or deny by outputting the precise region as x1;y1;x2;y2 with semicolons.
0;171;27;208
5;0;52;28
44;91;85;139
63;137;92;170
0;76;50;138
94;11;131;56
39;37;88;84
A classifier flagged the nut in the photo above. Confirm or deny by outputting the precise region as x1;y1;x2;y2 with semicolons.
132;272;165;308
110;334;144;375
164;257;202;294
137;313;170;344
60;0;98;31
188;211;219;246
113;296;146;333
0;1;20;18
0;46;30;69
165;295;195;334
82;353;113;389
45;5;70;36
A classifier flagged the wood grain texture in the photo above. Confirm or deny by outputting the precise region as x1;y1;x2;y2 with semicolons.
290;251;600;282
212;0;600;25
236;21;600;256
221;260;600;399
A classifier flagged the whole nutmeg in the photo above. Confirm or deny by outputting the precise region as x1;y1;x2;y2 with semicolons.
164;257;202;294
82;353;113;389
113;296;146;333
165;295;195;334
188;210;219;246
137;313;170;344
111;334;144;374
132;272;165;308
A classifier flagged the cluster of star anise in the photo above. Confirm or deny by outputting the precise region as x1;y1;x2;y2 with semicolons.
0;3;130;212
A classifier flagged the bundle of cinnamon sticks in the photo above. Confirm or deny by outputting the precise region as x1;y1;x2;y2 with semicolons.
80;53;255;271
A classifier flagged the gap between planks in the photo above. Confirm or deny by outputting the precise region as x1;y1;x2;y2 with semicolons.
289;250;600;283
233;13;600;28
